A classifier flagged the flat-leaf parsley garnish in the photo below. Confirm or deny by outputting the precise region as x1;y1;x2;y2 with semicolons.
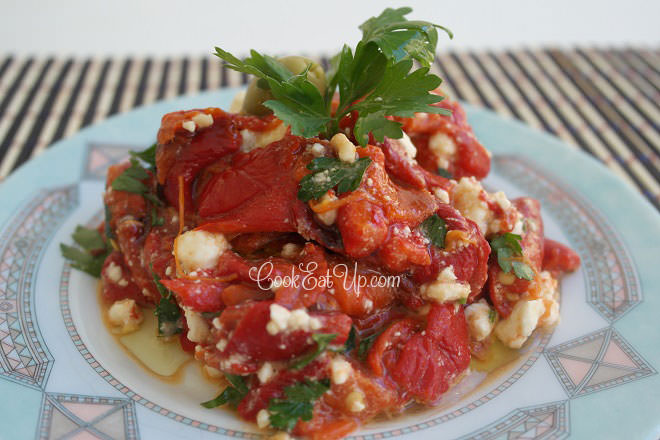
111;158;162;206
489;233;535;281
268;379;330;431
421;213;447;248
60;226;111;278
297;156;372;202
152;270;183;337
201;373;248;408
290;333;338;370
214;7;452;145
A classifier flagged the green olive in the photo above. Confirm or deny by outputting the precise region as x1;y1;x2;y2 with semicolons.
241;56;327;116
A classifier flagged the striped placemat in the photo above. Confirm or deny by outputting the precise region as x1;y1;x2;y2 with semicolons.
0;48;658;210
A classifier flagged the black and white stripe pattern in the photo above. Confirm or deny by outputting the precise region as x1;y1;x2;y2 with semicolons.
0;49;658;210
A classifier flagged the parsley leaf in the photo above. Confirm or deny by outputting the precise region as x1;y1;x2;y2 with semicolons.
213;7;452;146
268;379;330;432
201;374;248;408
290;333;338;370
297;157;372;202
152;271;182;337
489;233;534;281
150;206;164;227
436;167;452;179
104;204;115;242
421;213;447;248
359;7;453;67
61;225;110;278
343;326;357;353
111;158;163;206
130;143;157;169
72;225;106;252
60;244;107;277
358;332;380;359
488;309;497;323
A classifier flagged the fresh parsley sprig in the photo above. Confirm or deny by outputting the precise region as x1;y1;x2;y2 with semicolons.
297;157;372;202
268;379;330;431
111;158;162;206
60;226;111;278
421;213;447;248
489;233;535;281
152;271;183;337
214;7;452;145
290;333;338;370
201;373;248;408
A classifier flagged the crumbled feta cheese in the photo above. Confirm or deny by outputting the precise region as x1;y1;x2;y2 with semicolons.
117;278;129;287
184;308;210;343
420;266;470;304
464;299;495;341
215;339;228;351
492;191;512;211
108;299;143;334
309;142;326;157
330;357;353;385
346;390;366;412
428;131;456;169
398;132;418;159
315;192;338;226
257;409;270;428
257;362;275;384
106;262;122;283
433;187;450;204
280;243;301;259
452;177;493;235
511;217;524;235
535;271;561;328
494;299;545;349
266;304;322;335
191;112;214;129
269;433;290;440
182;120;196;133
174;230;230;273
330;133;357;163
240;123;288;152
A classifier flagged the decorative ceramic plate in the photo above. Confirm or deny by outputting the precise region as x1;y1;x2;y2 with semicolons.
0;88;658;440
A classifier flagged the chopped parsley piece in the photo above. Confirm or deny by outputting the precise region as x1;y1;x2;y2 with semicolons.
457;297;467;305
129;143;157;169
152;271;182;337
60;226;110;278
201;373;248;408
357;332;380;359
436;167;452;179
268;379;330;432
150;206;164;227
297;156;372;202
111;158;162;206
103;204;115;242
343;326;357;353
489;233;534;281
214;7;451;145
488;309;497;323
421;213;447;248
290;333;338;370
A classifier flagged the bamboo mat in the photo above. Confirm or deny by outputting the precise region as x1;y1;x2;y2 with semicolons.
0;48;658;210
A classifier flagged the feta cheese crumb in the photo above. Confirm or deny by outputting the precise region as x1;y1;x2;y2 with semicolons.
257;409;270;428
464;299;495;341
266;304;322;335
117;278;129;287
398;132;418;159
182;120;196;133
174;229;230;273
492;191;512;211
240;124;288;152
330;133;357;163
315;192;338;226
494;299;545;349
428;131;456;169
452;177;493;235
215;339;228;351
108;299;143;334
433;187;450;204
106;262;122;283
309;142;326;157
419;266;471;303
257;362;275;384
280;243;301;259
184;308;210;343
203;365;223;379
330;358;353;385
346;390;366;412
191;112;214;129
